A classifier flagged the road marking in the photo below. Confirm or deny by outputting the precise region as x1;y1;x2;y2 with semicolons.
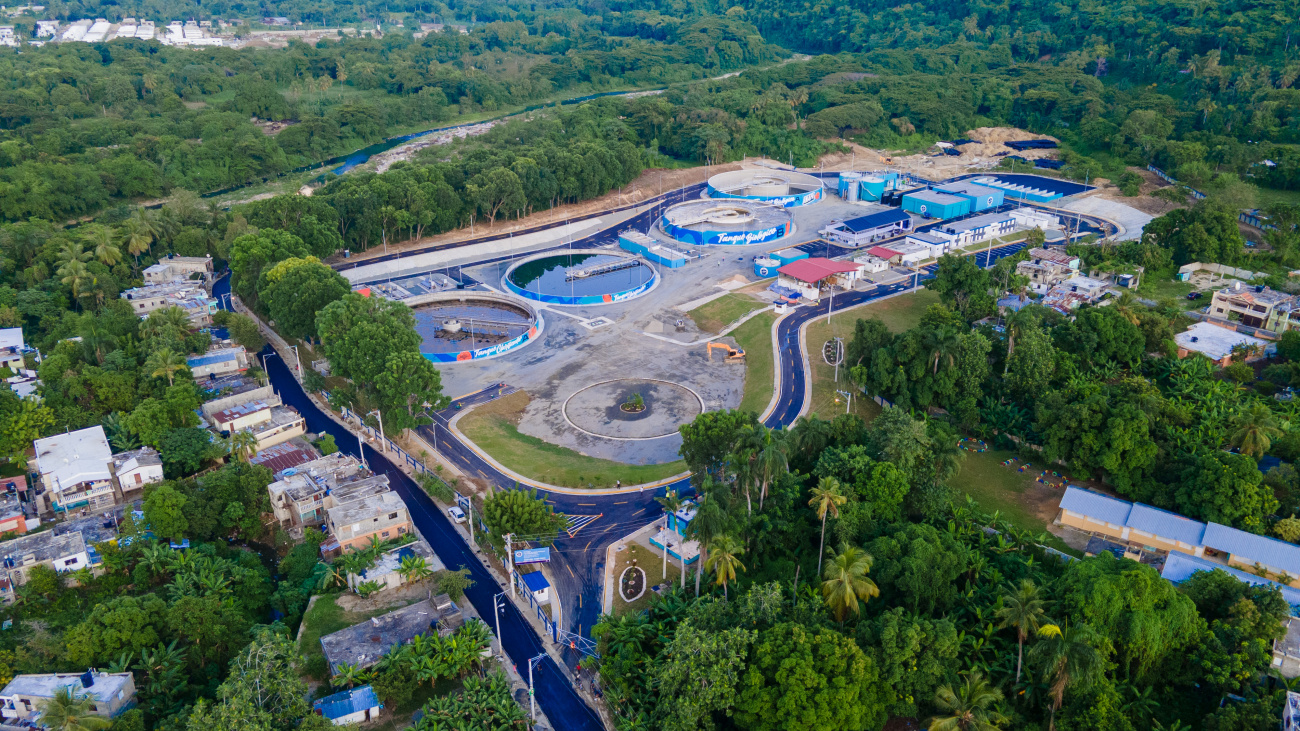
568;563;576;579
584;540;591;552
633;508;646;516
613;501;627;505
577;503;596;506
564;514;600;537
578;594;582;608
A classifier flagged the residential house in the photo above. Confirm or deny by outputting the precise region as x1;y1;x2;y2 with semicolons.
320;599;436;674
1016;247;1080;294
325;491;412;553
120;282;217;326
0;493;27;537
312;685;382;726
346;540;443;593
0;328;33;371
111;447;164;504
35;20;59;37
7;369;40;399
1175;321;1274;366
1090;264;1144;289
0;531;91;604
248;441;318;473
1207;283;1300;333
143;255;214;285
209;400;306;451
267;453;366;533
188;347;250;380
33;426;114;514
1041;275;1111;314
0;672;136;725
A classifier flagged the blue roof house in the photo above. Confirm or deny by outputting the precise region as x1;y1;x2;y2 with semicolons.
313;685;381;725
521;570;551;604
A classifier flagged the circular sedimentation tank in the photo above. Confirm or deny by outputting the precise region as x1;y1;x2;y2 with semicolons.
707;169;824;207
503;251;657;306
411;292;543;362
660;199;793;246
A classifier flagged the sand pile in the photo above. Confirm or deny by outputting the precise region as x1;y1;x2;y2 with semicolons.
959;127;1060;159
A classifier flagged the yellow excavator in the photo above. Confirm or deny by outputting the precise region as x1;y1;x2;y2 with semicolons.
707;342;745;363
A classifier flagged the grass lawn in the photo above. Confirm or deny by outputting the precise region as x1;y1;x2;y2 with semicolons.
457;391;686;488
612;542;683;617
730;311;778;415
296;594;423;681
951;448;1078;555
1254;186;1300;208
1138;277;1197;301
688;293;769;334
367;677;465;731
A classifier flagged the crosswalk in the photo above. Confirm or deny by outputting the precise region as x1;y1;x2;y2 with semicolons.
563;514;601;537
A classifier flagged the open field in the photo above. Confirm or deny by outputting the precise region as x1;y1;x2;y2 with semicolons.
458;391;686;487
950;447;1077;555
688;293;768;333
730;311;779;415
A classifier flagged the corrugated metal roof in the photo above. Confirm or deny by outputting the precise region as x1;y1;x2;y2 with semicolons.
1059;486;1132;526
521;571;550;591
1203;523;1300;576
313;685;380;720
841;208;910;232
1127;503;1206;546
1161;552;1300;610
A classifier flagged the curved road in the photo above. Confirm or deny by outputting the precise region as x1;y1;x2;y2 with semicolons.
239;177;1039;730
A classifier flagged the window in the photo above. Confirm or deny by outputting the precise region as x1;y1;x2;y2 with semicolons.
381;531;390;538
388;512;398;520
63;557;77;566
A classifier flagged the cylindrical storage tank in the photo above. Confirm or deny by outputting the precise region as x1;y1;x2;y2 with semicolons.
754;257;781;278
847;180;860;202
838;172;862;198
860;176;885;201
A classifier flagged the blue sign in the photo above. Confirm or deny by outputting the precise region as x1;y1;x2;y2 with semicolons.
514;547;551;565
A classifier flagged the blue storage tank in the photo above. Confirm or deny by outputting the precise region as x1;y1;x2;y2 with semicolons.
860;176;886;201
754;257;781;278
838;172;862;198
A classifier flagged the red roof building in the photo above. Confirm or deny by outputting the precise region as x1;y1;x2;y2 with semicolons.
777;258;862;284
867;246;901;259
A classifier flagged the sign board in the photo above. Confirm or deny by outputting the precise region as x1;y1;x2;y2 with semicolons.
514;547;551;565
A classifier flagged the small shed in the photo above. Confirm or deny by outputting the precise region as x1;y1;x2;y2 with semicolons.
521;570;550;604
313;685;382;725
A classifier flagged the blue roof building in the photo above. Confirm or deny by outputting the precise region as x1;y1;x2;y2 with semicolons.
1162;553;1300;612
900;190;971;219
313;685;382;725
521;570;551;603
819;208;913;246
935;181;1005;211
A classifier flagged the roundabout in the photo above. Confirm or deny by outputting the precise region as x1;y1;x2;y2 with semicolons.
561;379;705;441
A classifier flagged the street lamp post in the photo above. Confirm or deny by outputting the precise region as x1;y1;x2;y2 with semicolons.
528;654;547;721
492;592;505;652
367;410;386;453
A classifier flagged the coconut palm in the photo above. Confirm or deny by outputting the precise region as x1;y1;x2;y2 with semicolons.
820;543;879;622
683;490;728;598
808;476;847;576
926;670;1005;731
703;533;745;599
397;554;433;584
123;216;155;265
82;224;122;267
1028;623;1101;731
1229;403;1282;458
228;429;259;462
140;306;191;340
927;325;962;374
147;348;187;386
995;579;1048;683
751;427;788;511
654;490;684;582
56;240;92;269
58;259;93;300
37;686;111;731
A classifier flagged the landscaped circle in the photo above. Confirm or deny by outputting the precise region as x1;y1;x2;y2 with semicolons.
562;379;704;440
620;565;646;602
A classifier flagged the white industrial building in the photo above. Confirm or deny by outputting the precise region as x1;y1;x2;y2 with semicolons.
932;212;1017;247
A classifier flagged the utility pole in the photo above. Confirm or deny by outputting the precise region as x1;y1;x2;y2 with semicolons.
528;654;546;721
492;591;505;653
505;533;515;598
368;410;386;453
468;497;476;548
358;431;367;470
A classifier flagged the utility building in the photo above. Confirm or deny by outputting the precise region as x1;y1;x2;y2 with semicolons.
900;190;970;219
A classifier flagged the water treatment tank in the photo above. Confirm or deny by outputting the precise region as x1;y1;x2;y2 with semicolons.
838;172;862;198
754;257;781;278
847;180;860;202
860;176;886;201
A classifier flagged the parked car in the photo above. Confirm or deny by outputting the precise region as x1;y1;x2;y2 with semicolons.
448;506;467;524
1186;292;1203;300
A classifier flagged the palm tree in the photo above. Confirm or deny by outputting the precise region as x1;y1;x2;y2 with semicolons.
926;670;1005;731
123;216;155;265
58;259;93;300
654;490;684;582
147;348;187;386
820;543;879;622
1028;623;1101;731
228;429;259;462
704;533;745;599
332;662;369;689
37;686;111;731
927;325;962;374
82;224;122;267
684;490;727;598
397;554;433;584
808;477;847;576
752;427;788;511
995;579;1048;683
56;241;92;269
78;317;117;364
1229;403;1282;458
